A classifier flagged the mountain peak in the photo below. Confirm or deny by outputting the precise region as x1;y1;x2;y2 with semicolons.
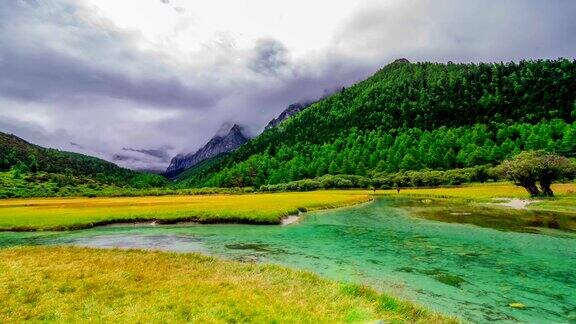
392;58;410;64
165;123;249;178
265;102;312;130
229;124;243;134
219;124;247;143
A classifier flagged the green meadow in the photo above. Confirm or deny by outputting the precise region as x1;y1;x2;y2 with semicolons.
1;183;574;231
0;191;371;231
0;247;451;323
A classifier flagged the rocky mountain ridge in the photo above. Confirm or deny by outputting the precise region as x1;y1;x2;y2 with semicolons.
264;102;312;130
164;124;249;178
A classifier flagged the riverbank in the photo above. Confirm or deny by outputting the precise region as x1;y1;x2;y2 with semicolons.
0;246;451;323
376;182;576;214
371;183;576;233
0;191;371;231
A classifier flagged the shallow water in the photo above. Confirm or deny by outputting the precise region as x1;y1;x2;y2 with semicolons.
1;198;575;323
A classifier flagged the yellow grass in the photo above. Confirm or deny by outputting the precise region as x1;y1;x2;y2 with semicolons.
0;183;573;231
0;246;451;323
0;191;371;231
376;182;576;200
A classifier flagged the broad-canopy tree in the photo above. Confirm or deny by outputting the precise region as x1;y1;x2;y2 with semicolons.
498;151;575;196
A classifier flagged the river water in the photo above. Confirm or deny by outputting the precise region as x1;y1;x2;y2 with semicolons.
1;198;575;323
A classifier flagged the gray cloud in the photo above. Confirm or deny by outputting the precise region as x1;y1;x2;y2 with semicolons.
112;146;173;171
0;0;575;171
334;0;576;63
249;39;289;75
122;147;172;162
0;49;215;108
0;0;215;109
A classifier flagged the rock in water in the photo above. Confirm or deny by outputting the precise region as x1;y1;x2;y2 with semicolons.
509;302;526;309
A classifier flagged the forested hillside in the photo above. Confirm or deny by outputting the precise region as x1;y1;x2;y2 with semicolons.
0;132;165;188
180;59;576;188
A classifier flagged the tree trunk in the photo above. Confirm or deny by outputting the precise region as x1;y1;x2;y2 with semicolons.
539;178;554;197
520;181;540;197
528;184;541;197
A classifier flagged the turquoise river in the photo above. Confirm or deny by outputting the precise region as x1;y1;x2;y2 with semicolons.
1;198;575;323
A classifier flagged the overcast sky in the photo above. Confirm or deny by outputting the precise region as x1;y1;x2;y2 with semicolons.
1;0;575;170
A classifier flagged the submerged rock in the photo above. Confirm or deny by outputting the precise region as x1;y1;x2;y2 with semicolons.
509;302;526;309
490;198;541;210
281;215;300;225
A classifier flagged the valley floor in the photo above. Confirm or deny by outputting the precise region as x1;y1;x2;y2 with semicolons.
0;183;574;322
0;182;574;231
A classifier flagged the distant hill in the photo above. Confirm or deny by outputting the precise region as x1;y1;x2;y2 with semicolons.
178;58;576;188
0;131;163;186
165;124;249;179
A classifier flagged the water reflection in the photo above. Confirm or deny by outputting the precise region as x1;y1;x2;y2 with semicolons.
389;197;576;234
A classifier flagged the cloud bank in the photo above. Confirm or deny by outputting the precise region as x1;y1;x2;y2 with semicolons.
0;0;574;170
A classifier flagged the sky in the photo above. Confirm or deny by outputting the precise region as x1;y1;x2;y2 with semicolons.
1;0;575;171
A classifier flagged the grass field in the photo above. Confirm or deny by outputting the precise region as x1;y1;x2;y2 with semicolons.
0;191;371;231
528;194;576;214
377;182;576;213
0;247;450;323
377;182;575;200
0;183;574;231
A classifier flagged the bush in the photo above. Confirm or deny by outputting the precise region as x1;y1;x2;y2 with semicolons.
373;166;499;188
259;168;506;192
